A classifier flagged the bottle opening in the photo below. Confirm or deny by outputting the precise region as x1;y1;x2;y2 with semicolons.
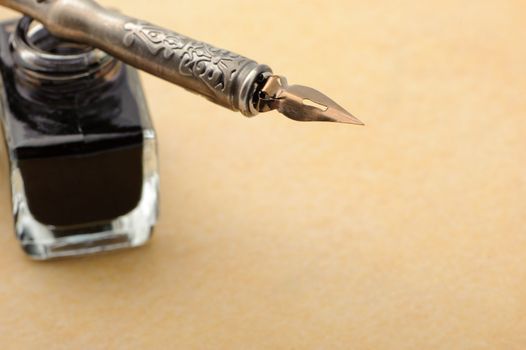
11;16;118;82
26;20;92;56
10;16;120;103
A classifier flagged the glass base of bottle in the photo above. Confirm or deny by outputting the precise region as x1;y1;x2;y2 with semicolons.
10;138;159;260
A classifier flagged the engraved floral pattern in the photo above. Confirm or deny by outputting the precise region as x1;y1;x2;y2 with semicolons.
123;22;246;92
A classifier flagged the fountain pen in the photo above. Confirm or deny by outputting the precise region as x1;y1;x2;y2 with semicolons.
0;0;363;125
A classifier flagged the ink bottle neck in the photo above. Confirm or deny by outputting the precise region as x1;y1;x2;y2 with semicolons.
10;16;121;106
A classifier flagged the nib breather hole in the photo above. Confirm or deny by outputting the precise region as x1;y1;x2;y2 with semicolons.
303;98;328;111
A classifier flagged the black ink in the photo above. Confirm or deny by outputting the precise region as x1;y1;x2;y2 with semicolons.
0;19;145;227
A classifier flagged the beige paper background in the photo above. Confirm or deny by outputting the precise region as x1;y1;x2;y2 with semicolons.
0;0;525;349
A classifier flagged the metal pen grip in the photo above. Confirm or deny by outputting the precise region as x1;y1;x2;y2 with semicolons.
118;20;271;115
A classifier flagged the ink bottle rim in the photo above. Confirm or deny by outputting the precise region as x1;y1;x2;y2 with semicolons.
9;16;122;105
11;16;117;79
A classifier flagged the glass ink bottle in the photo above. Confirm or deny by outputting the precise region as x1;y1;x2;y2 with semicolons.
0;17;159;259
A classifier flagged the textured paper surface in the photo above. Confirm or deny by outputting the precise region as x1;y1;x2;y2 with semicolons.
0;1;525;349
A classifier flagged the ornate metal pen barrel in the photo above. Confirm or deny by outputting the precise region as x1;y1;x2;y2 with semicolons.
2;0;272;116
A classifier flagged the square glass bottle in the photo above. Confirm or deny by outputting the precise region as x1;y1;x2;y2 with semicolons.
0;17;159;259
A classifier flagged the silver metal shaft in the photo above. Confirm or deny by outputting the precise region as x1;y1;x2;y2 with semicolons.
0;0;363;124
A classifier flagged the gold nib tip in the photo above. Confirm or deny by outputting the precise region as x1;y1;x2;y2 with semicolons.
258;75;364;126
333;110;364;125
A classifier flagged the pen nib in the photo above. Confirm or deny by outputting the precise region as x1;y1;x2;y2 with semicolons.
257;75;363;125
